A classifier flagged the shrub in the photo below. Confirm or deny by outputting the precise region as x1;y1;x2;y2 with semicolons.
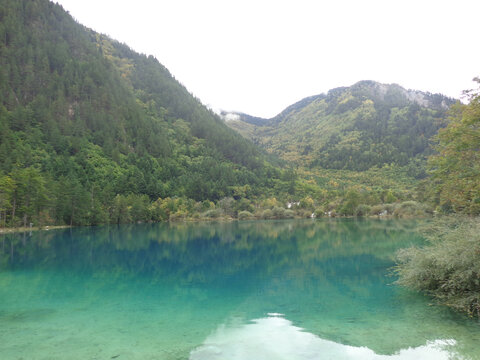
314;207;325;217
355;204;371;217
370;204;385;216
384;190;397;203
202;209;222;219
299;196;315;210
300;210;313;218
393;201;427;218
384;203;396;214
327;209;337;217
261;209;273;219
217;197;235;216
339;189;361;216
238;211;254;220
169;211;187;221
370;203;395;216
272;206;286;219
395;218;480;316
235;198;254;213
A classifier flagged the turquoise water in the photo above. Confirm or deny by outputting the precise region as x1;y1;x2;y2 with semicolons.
0;219;479;359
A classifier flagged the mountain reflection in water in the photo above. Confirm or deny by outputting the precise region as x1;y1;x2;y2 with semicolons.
1;219;479;360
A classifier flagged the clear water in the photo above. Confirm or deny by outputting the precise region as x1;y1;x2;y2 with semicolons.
0;219;479;359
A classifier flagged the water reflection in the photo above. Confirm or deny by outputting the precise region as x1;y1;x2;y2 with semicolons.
190;315;458;360
1;219;423;275
1;219;479;359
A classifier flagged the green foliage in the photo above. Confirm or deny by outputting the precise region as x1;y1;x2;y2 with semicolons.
202;209;223;219
0;0;466;228
428;82;480;215
226;81;452;172
0;0;300;227
237;210;254;220
395;218;480;316
370;203;395;216
384;190;397;203
299;196;315;210
338;189;361;216
355;204;371;217
260;209;273;219
0;173;14;227
392;201;428;218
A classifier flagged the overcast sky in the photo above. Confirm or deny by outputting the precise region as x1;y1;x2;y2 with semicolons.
55;0;480;118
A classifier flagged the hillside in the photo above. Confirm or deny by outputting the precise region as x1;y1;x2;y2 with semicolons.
225;81;455;173
0;0;290;226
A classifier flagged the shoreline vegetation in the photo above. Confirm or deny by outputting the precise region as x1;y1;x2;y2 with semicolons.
395;217;480;317
395;79;480;317
0;212;424;234
0;225;71;234
0;195;431;231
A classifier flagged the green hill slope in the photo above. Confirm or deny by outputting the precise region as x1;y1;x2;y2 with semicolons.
225;81;455;173
0;0;287;226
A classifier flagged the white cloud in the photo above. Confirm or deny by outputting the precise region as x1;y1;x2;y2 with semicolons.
222;113;241;122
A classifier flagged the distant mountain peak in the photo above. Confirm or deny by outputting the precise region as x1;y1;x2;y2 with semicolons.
224;81;455;171
344;80;454;110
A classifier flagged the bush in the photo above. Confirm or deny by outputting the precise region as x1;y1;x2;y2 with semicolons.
272;206;286;219
238;211;254;220
384;190;397;203
355;204;371;217
202;209;223;219
217;197;235;216
339;189;361;216
235;198;254;213
395;218;480;316
314;207;325;217
393;201;427;218
327;209;337;217
300;210;313;218
299;196;315;210
370;203;395;216
370;204;385;216
169;211;187;221
261;209;273;219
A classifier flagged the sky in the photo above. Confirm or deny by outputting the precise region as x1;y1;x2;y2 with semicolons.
55;0;480;118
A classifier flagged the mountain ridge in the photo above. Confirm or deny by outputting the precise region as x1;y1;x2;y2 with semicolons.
222;80;453;123
223;80;456;172
0;0;292;226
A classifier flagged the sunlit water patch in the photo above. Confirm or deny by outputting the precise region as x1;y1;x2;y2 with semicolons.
1;219;479;359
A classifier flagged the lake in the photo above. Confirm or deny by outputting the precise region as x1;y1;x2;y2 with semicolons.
0;219;479;359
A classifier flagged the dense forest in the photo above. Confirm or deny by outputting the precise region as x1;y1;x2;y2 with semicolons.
0;0;478;230
0;0;297;227
225;81;454;173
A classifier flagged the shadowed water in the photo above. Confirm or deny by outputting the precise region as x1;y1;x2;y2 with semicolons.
0;219;479;359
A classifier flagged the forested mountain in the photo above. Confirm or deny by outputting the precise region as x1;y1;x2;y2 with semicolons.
225;81;455;173
0;0;291;226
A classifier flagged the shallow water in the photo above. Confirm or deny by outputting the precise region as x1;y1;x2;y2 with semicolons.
0;219;479;359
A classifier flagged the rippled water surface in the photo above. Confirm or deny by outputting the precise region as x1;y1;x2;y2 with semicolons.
1;219;479;359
